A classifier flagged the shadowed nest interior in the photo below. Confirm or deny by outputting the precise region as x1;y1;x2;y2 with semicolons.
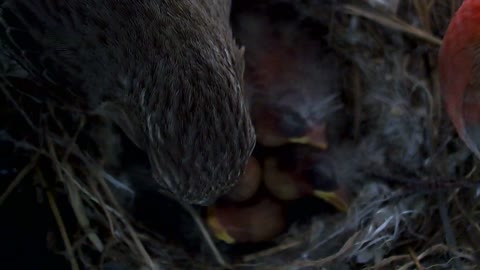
1;0;479;269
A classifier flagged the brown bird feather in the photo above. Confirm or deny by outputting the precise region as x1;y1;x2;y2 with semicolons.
0;0;256;205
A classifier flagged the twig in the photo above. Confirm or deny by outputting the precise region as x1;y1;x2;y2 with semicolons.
96;172;156;270
453;196;480;237
59;166;123;218
0;152;39;205
413;0;432;32
436;191;464;270
242;240;302;263
0;81;37;130
408;247;425;270
36;168;80;270
289;231;361;268
46;134;105;252
61;115;86;163
65;173;105;252
88;175;117;241
397;244;472;270
340;4;442;46
367;254;411;270
175;196;231;269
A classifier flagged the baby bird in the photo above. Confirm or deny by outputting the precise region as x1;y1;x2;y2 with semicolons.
263;146;350;212
233;11;342;149
207;196;286;244
226;156;262;202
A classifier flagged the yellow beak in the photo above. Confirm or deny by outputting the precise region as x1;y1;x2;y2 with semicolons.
313;190;349;212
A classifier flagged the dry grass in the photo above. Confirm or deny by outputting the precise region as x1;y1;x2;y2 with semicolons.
1;0;479;269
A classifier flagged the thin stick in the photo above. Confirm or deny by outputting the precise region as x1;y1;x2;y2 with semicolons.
181;201;231;269
437;191;464;270
242;240;302;262
341;4;442;46
160;191;231;269
0;152;39;205
37;169;80;270
96;173;156;270
0;84;37;130
46;134;105;252
408;247;425;270
290;231;360;268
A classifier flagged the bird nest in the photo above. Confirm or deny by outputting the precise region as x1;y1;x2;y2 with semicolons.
1;0;479;269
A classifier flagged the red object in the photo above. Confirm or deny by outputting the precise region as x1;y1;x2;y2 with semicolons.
438;0;480;157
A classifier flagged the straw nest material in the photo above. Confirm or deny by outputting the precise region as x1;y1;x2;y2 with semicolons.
1;0;478;269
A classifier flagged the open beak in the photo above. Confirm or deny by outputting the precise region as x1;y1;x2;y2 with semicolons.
313;189;350;212
288;124;328;150
206;207;236;244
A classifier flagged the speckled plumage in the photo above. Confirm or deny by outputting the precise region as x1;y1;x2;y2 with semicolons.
0;0;256;205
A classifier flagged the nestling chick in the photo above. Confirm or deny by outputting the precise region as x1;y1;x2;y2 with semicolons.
233;12;342;149
263;146;350;212
226;156;262;202
207;197;286;244
0;0;256;205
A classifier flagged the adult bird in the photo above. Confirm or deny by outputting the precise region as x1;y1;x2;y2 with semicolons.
438;0;480;158
0;0;256;205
